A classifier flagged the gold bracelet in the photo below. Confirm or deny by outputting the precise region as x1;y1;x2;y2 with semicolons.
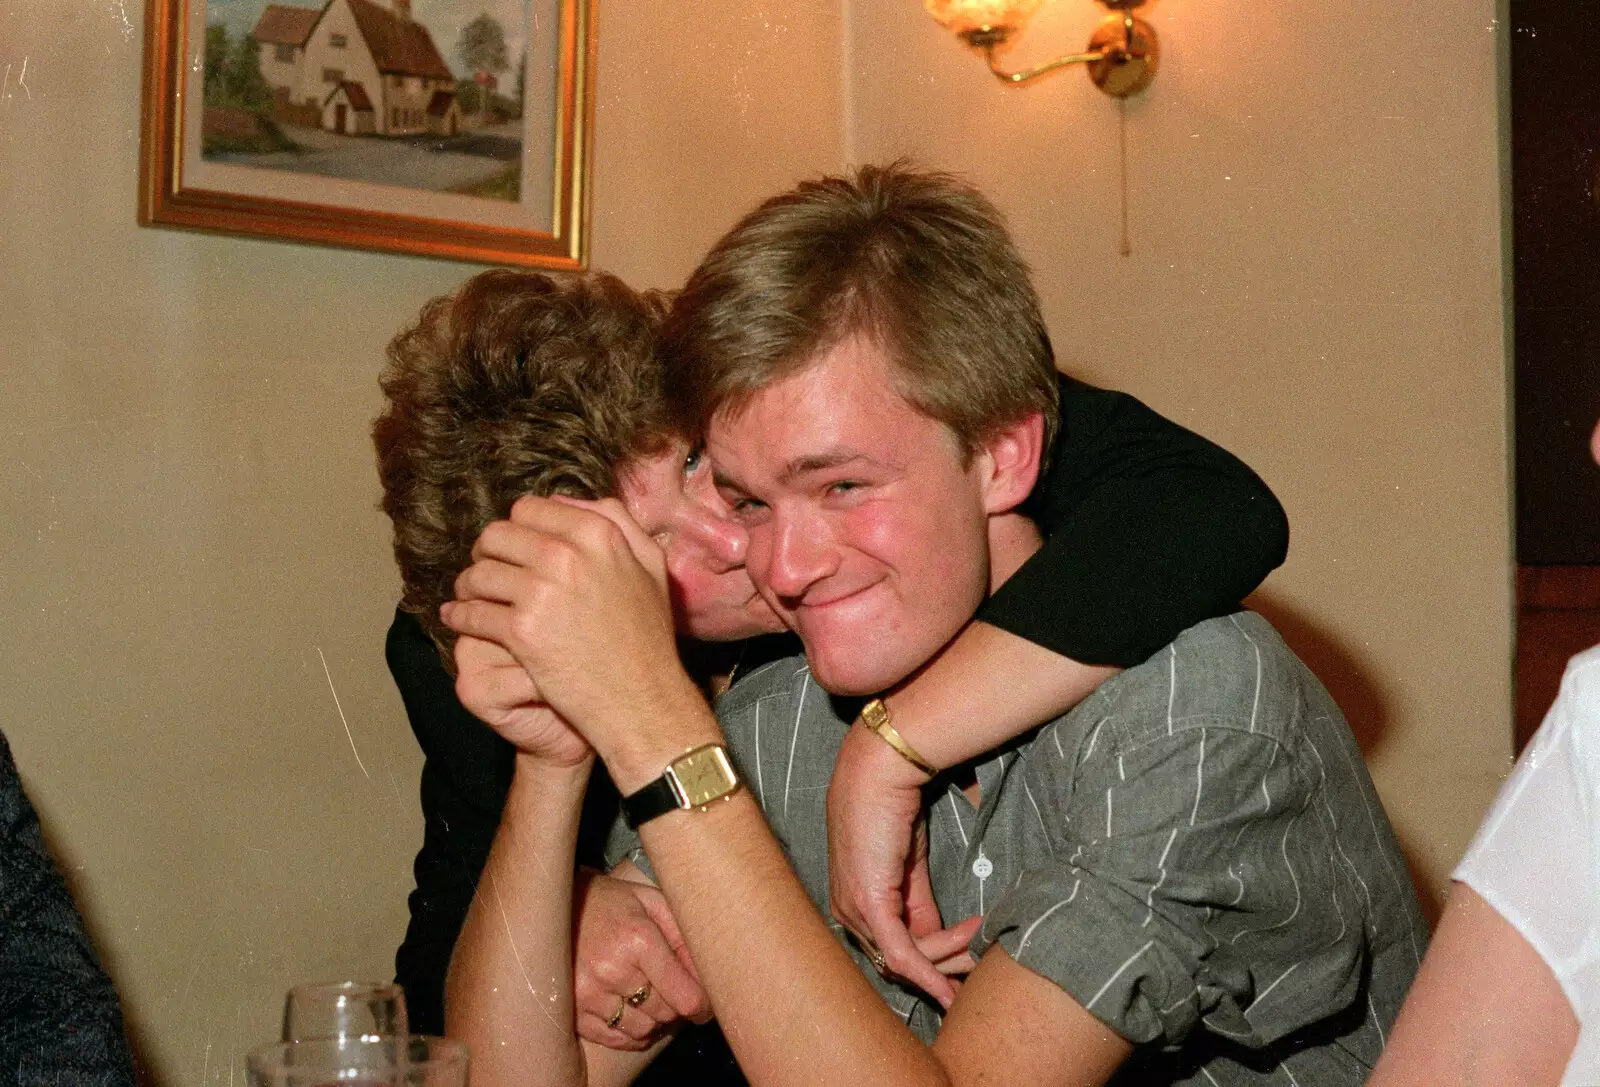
859;699;936;777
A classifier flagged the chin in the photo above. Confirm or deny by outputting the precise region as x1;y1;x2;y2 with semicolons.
683;604;785;643
802;644;911;697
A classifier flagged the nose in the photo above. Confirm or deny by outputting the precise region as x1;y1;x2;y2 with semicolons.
761;509;839;601
680;503;747;573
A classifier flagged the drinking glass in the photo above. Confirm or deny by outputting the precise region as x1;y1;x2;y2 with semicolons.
281;981;408;1044
248;1036;466;1087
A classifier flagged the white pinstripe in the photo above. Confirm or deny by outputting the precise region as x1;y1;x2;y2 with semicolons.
751;700;765;810
1326;719;1424;968
1191;727;1207;826
1085;941;1154;1013
947;789;970;847
1246;961;1301;1015
1368;994;1386;1048
1105;787;1114;838
1144;827;1180;927
1261;742;1278;814
1023;778;1054;856
1304;736;1376;923
1084;717;1107;759
1167;645;1178;735
1014;883;1079;961
1232;806;1305;944
782;674;808;818
1229;614;1263;734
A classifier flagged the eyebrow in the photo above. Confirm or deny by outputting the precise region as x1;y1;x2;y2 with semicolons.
712;452;876;493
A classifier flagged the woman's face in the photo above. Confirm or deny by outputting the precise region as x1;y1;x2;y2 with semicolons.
619;441;785;642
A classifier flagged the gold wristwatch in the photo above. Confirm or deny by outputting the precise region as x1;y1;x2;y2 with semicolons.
620;743;743;828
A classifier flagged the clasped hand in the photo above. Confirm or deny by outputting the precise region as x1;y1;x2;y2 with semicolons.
441;494;687;773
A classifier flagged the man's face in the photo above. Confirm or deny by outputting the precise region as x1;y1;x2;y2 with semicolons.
707;336;998;696
618;440;785;642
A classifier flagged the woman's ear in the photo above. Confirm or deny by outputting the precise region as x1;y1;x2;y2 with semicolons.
974;411;1045;516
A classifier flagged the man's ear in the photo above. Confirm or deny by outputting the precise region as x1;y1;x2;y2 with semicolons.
974;410;1045;516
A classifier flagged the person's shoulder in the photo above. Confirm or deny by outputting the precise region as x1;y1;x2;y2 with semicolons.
717;640;810;715
1561;644;1600;704
1091;611;1315;747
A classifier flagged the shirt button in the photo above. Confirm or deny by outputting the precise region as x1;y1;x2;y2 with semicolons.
972;855;993;879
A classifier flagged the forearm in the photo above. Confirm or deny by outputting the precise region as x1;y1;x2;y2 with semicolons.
444;755;601;1087
638;790;948;1087
884;621;1118;772
586;684;945;1087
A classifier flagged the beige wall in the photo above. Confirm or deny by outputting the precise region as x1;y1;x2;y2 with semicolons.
0;0;1512;1081
0;1;841;1082
847;0;1513;905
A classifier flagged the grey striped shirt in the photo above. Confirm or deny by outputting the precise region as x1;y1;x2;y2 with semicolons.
611;612;1426;1085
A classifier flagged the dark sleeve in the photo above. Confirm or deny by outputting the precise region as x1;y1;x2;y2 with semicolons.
976;375;1290;666
0;731;135;1087
387;609;617;1035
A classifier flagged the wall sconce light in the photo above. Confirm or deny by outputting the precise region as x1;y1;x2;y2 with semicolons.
925;0;1158;98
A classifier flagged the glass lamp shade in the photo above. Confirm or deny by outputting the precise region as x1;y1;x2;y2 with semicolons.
924;0;1044;35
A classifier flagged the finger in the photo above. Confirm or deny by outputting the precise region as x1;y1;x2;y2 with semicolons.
551;495;669;589
630;913;709;1022
453;631;519;670
931;949;979;976
868;907;956;1008
635;886;705;991
451;640;543;710
902;843;943;939
576;1011;655;1052
504;497;648;567
453;554;553;609
583;1002;659;1047
912;915;984;968
623;981;681;1028
440;596;518;644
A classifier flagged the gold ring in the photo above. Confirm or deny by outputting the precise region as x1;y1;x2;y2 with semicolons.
606;1001;626;1029
626;984;651;1007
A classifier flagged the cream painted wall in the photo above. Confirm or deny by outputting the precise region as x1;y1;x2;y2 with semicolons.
0;1;841;1082
0;0;1514;1079
847;0;1512;905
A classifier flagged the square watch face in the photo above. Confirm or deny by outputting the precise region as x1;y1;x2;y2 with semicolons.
670;746;737;807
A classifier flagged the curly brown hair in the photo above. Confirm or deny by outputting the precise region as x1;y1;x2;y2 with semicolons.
373;268;673;661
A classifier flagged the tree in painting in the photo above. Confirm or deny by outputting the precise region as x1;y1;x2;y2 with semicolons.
202;24;273;111
457;14;509;122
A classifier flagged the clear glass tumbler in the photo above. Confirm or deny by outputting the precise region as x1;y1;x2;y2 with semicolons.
281;981;408;1044
248;1035;466;1087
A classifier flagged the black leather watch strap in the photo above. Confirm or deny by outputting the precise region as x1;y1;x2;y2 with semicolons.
621;775;680;829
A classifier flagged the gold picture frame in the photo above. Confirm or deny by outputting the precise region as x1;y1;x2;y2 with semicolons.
139;0;593;268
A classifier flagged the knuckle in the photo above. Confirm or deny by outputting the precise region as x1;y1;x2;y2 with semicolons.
591;958;625;987
882;946;918;974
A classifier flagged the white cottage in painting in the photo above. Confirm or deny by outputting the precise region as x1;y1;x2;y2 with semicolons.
251;0;459;137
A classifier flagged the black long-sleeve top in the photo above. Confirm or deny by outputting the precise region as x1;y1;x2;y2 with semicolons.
389;377;1289;1067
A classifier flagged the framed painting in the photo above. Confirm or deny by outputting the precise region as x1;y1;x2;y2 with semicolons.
139;0;594;268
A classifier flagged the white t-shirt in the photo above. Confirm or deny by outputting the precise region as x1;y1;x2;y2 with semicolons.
1456;645;1600;1085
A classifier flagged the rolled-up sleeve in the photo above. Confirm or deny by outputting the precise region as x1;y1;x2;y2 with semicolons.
979;727;1368;1049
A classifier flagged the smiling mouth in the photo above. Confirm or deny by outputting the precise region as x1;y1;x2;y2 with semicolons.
793;579;883;613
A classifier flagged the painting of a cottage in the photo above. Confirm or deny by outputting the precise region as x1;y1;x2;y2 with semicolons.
201;0;524;201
